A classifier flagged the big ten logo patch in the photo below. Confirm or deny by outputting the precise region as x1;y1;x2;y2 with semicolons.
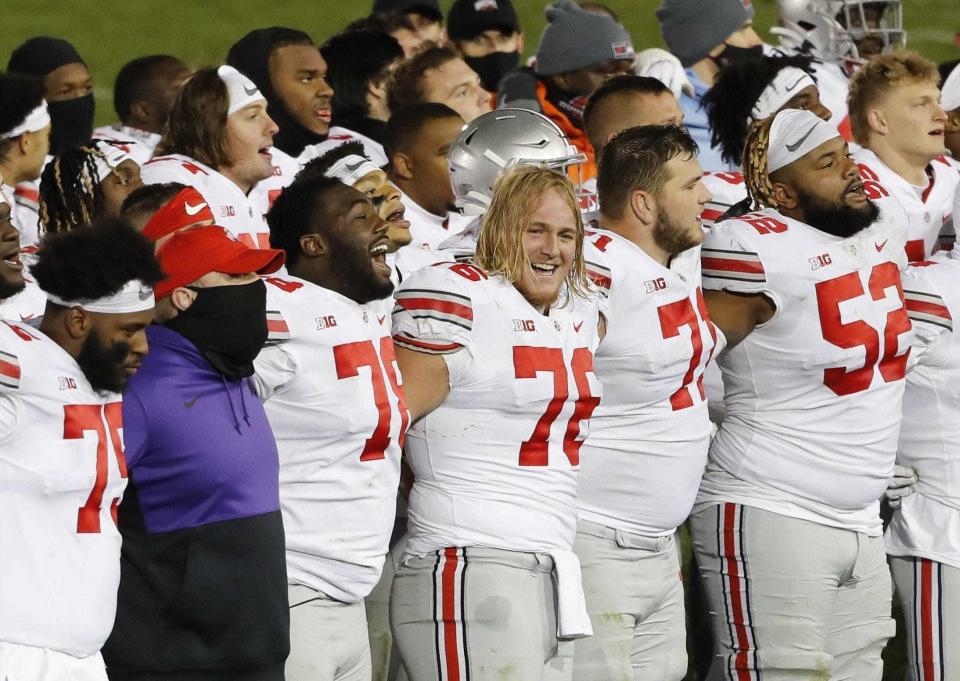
644;277;667;294
513;319;536;332
809;253;832;270
315;315;338;331
59;377;78;390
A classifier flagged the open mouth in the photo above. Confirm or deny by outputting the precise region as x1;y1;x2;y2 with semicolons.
1;249;23;271
314;105;332;123
387;208;408;226
370;240;391;274
846;179;867;200
929;129;945;137
531;262;559;277
258;146;272;161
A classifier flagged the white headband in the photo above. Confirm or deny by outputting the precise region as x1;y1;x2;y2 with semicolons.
324;154;382;187
942;62;960;112
750;67;817;122
47;279;155;314
1;101;50;140
767;108;840;174
217;64;266;116
91;139;133;183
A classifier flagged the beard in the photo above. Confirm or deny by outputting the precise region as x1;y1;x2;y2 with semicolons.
76;327;132;394
653;205;703;257
0;275;26;301
796;190;880;239
329;235;394;305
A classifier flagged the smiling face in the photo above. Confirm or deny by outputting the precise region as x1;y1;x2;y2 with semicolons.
269;44;334;136
222;101;279;191
872;78;947;163
515;188;578;310
0;202;26;299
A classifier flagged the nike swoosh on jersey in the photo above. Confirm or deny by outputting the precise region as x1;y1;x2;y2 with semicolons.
573;321;584;332
184;201;207;216
378;315;386;325
183;397;200;408
875;239;888;252
786;124;819;152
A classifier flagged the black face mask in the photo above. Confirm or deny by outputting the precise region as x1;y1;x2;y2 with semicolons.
711;43;763;70
464;51;521;92
48;94;95;154
164;280;268;380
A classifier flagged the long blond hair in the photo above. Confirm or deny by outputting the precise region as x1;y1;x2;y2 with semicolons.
475;166;591;303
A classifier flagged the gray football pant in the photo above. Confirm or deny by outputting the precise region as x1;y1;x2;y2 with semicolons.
390;547;574;681
287;583;371;681
890;555;960;681
690;503;894;681
573;519;687;680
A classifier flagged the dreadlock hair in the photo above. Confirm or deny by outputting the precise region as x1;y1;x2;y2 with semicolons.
120;182;187;226
702;54;817;167
741;116;778;211
39;145;109;235
297;140;368;183
32;217;164;303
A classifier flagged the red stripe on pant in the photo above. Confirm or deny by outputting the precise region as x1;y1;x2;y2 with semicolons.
442;547;462;681
723;503;753;681
919;558;936;681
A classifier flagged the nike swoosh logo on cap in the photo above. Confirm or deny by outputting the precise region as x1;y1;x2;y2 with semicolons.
243;85;258;96
785;123;819;152
184;201;206;216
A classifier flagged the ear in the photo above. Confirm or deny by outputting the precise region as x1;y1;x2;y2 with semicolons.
64;306;91;341
867;108;888;135
391;151;415;181
771;181;798;210
298;232;327;259
16;131;32;157
368;78;386;103
629;189;655;224
170;286;197;313
129;100;153;126
516;33;525;54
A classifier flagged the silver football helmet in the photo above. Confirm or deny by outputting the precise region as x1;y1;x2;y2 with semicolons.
836;1;905;57
448;109;586;215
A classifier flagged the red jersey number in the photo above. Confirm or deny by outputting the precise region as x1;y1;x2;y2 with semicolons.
66;402;127;534
815;262;909;396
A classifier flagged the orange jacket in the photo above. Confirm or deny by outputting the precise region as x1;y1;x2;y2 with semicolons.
535;81;597;183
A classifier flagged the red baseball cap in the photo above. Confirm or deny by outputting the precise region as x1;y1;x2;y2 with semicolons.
154;226;284;299
142;187;216;242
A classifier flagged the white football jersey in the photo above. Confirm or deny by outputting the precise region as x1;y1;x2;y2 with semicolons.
578;229;719;536
392;193;463;282
140;153;271;249
851;146;959;262
701;171;748;229
697;207;913;534
253;276;405;602
392;263;603;558
0;322;126;657
886;253;960;568
248;146;301;228
92;124;161;166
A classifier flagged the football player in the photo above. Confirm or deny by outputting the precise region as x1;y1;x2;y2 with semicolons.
254;174;407;681
574;124;715;680
691;108;911;677
0;220;161;680
390;165;604;680
849;51;958;262
141;66;281;249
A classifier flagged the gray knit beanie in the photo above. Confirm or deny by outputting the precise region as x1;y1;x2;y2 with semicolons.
657;0;755;67
535;0;635;76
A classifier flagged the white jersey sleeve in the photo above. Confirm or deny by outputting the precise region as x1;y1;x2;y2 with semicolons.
698;209;912;534
255;276;406;602
701;171;748;228
393;263;603;558
0;323;126;657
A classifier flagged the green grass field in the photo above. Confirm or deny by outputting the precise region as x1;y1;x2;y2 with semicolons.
1;0;956;125
1;1;953;677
